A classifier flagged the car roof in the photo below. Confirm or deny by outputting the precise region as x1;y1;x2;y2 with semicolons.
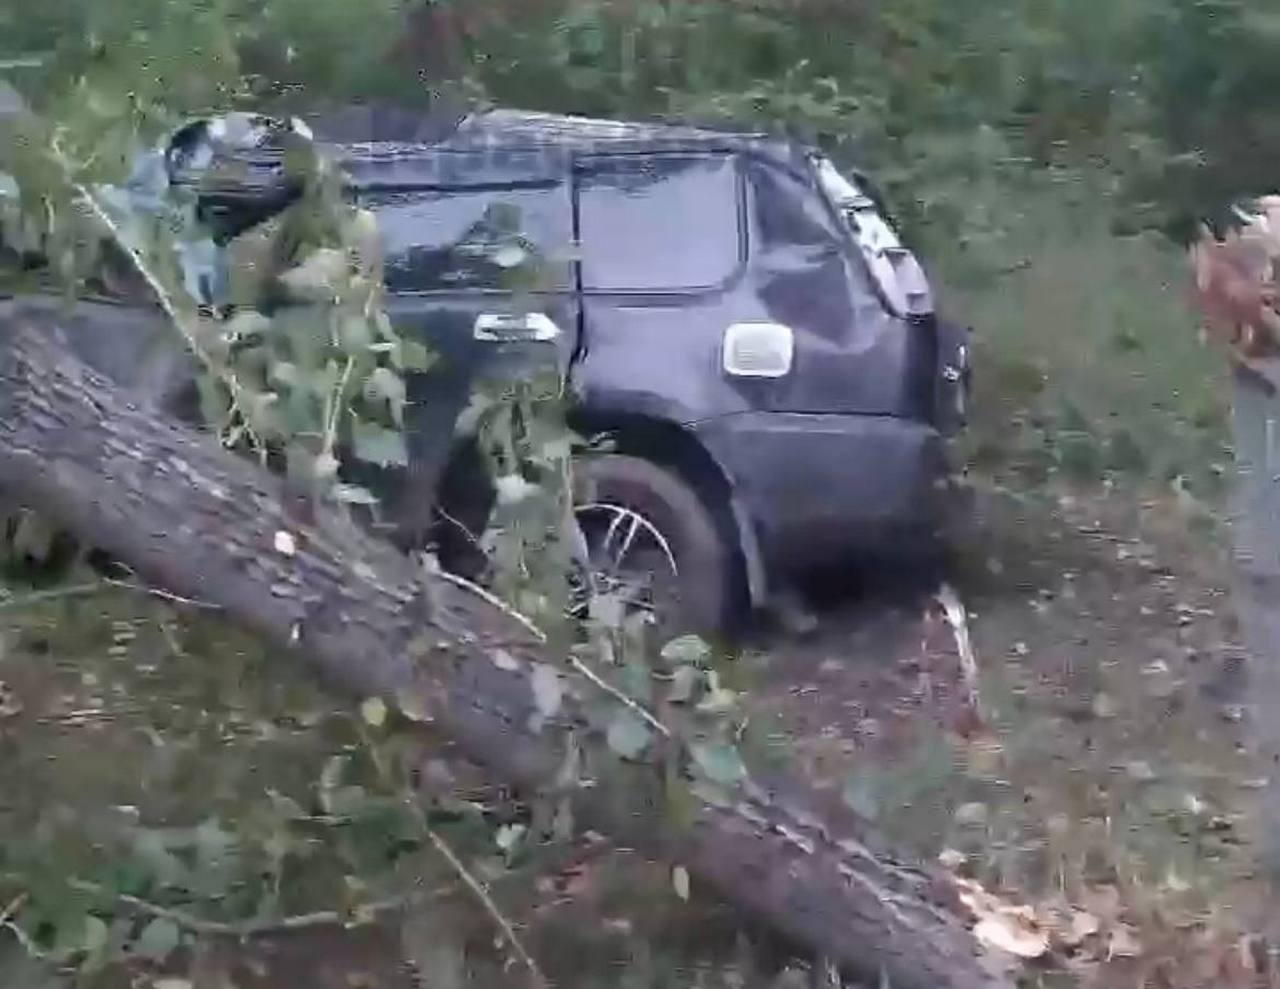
308;106;812;185
169;105;823;223
448;108;782;153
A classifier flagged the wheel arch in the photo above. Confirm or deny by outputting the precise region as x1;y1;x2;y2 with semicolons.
567;410;767;610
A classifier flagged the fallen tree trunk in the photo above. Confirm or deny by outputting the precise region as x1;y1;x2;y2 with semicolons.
0;308;1016;989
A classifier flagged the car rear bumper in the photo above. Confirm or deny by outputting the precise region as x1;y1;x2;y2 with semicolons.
693;412;951;571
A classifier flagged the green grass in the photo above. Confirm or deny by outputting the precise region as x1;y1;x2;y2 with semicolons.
929;173;1235;500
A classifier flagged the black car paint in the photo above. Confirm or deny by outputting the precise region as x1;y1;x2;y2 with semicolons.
56;110;972;608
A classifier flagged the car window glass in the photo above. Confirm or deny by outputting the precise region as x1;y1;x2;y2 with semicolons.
577;154;742;292
365;183;574;293
750;160;841;251
749;158;879;297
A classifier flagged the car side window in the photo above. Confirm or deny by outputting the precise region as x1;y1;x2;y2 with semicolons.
576;153;744;293
746;157;875;333
749;159;843;253
363;183;574;294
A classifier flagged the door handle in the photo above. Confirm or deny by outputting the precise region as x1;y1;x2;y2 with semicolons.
473;312;561;342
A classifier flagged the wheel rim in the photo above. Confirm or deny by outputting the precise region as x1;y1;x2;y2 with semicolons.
569;502;680;626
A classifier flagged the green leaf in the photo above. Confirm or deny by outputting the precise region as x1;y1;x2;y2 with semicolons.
224;309;272;342
495;822;526;855
360;696;387;727
689;779;734;808
842;773;880;821
661;635;710;665
11;509;53;562
351;419;408;467
244;389;282;439
313;452;340;482
589;592;624;628
531;664;563;719
334;483;380;505
671;865;690;901
319;755;346;811
689;742;746;786
130;830;188;888
399;339;436;372
324;785;368;817
539;435;573;463
269;360;300;390
266;789;307;821
493;242;527;269
363;366;406;426
339;314;374;355
51;913;97;961
279;248;348;300
192;818;238;896
667;665;700;704
81;915;109;962
606;709;653;760
134;917;180;962
195;376;231;429
494;473;538;506
453;393;496;437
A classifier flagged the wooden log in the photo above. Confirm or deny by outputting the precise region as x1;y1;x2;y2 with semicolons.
0;307;1016;989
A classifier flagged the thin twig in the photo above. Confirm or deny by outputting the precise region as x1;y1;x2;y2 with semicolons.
48;133;261;454
421;826;548;986
567;655;670;738
936;582;983;719
0;574;222;615
36;707;143;726
1;919;43;957
434;505;485;551
356;724;549;988
434;568;547;642
433;562;671;738
1;894;41;960
103;577;222;611
0;892;27;927
0;581;106;611
66;878;443;939
157;619;186;657
322;356;355;459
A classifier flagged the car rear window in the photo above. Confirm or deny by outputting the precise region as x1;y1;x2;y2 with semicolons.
575;153;744;293
364;182;575;294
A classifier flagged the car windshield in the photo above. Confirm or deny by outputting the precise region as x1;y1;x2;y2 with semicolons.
814;157;933;318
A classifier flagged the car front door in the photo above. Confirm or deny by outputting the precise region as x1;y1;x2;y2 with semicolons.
357;153;580;541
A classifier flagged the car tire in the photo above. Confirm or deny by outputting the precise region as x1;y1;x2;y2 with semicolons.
573;454;735;638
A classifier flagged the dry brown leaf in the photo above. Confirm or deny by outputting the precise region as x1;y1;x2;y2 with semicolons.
1108;924;1142;959
973;916;1050;959
953;877;1049;959
937;848;966;869
1068;910;1100;945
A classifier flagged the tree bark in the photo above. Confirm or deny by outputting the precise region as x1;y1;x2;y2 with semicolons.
0;308;1016;989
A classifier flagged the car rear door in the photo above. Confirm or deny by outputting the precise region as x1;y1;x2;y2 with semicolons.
571;151;755;423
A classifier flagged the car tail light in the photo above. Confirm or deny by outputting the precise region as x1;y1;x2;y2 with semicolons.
814;157;934;318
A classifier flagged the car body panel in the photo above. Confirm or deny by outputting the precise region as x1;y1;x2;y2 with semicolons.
693;412;948;570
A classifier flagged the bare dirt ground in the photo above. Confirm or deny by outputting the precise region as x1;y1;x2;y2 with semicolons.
749;478;1272;987
3;478;1276;989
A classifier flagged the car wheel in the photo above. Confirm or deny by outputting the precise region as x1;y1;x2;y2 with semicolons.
571;454;734;639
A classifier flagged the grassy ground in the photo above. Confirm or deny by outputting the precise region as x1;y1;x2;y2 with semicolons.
1;180;1274;988
942;178;1234;504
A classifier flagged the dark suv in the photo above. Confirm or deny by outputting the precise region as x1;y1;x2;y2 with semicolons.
11;107;971;632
